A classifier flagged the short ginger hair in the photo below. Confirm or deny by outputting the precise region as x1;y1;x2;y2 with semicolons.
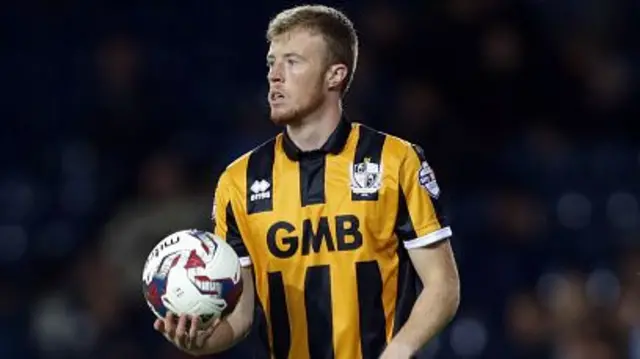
267;5;359;94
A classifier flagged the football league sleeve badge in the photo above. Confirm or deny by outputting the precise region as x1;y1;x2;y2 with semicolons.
418;160;440;199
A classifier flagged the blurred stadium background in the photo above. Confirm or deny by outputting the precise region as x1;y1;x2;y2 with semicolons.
2;0;640;358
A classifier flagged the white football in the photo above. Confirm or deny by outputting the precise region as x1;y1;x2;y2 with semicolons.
142;229;243;327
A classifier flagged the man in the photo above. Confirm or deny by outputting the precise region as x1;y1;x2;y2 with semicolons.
154;5;460;359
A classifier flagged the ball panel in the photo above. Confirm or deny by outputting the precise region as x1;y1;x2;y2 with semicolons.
142;249;184;319
143;275;169;318
220;274;244;317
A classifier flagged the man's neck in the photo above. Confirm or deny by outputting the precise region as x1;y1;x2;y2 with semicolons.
286;102;342;152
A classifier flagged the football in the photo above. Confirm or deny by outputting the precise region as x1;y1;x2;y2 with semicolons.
142;229;243;327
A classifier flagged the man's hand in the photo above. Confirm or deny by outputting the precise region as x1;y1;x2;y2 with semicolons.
153;268;255;355
154;312;218;355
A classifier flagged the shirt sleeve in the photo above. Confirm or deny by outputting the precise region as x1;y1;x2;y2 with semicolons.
212;171;252;267
394;143;452;249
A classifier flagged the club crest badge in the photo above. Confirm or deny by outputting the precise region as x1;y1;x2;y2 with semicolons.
350;157;382;196
418;160;440;199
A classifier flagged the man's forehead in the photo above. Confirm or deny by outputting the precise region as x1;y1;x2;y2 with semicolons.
269;28;325;51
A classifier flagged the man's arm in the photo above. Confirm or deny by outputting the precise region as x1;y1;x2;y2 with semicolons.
383;142;460;358
385;240;460;355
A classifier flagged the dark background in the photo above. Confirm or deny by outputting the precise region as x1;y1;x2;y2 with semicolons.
2;0;640;358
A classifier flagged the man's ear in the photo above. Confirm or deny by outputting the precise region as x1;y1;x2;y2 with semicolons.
326;64;348;91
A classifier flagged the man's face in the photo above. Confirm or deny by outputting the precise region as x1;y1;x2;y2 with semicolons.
267;28;329;125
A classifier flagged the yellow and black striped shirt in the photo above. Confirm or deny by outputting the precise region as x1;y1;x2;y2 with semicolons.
213;119;452;359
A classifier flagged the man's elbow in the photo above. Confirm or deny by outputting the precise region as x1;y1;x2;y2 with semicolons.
447;275;461;320
427;265;460;322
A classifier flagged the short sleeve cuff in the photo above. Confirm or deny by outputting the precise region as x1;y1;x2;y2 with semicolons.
238;256;252;267
403;226;452;249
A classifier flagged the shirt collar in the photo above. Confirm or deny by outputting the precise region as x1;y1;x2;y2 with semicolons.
282;117;352;161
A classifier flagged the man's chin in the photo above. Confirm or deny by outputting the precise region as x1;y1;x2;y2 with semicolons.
270;110;298;125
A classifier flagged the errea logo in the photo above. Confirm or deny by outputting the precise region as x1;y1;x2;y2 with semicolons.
250;179;271;202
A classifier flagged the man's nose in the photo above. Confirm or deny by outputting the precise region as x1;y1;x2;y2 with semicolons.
268;62;284;83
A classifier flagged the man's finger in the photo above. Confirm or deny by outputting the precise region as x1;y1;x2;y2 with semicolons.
191;321;215;349
154;319;164;332
175;314;189;347
188;315;199;340
165;312;177;338
180;315;196;350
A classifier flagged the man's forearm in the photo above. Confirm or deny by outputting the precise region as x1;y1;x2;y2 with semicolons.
196;316;251;355
391;280;460;354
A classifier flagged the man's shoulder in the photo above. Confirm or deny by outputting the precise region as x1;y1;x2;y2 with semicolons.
222;134;281;182
355;123;413;157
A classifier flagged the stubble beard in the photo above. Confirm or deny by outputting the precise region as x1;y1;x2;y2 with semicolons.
270;83;326;126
